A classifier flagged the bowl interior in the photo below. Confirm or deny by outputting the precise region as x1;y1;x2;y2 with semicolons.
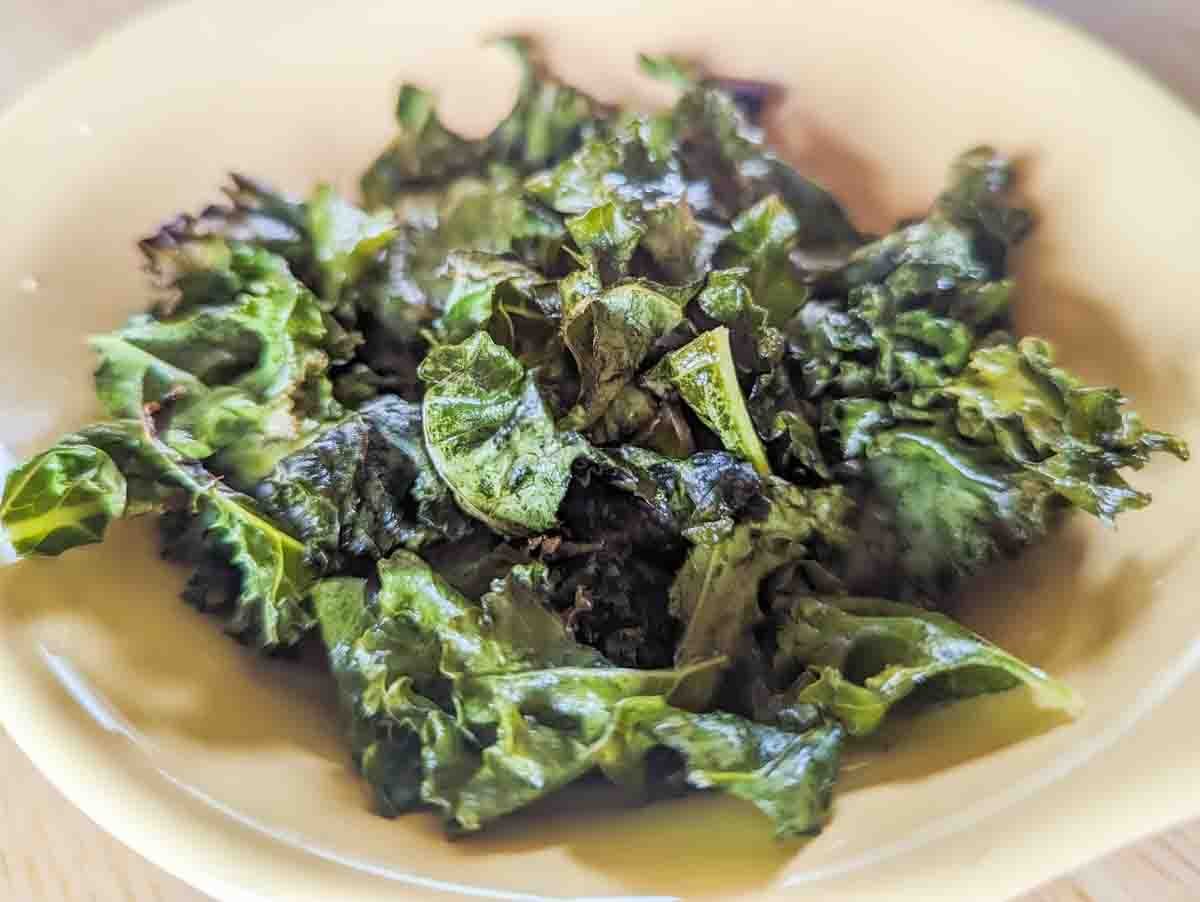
2;1;1200;900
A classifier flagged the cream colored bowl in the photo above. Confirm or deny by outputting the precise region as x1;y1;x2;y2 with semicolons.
2;1;1200;899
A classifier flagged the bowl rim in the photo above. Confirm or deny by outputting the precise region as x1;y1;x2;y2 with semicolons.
3;1;1200;900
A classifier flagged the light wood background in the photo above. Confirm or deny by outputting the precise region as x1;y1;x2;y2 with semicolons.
2;1;1198;900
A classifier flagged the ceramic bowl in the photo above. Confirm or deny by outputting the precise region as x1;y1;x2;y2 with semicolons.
2;1;1199;899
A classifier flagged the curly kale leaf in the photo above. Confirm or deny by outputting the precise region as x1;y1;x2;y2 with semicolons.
419;332;595;536
252;396;471;571
94;243;344;487
142;177;396;322
597;698;843;838
560;280;687;429
669;479;856;707
0;420;315;647
314;550;842;836
843;428;1059;602
835;147;1029;306
767;595;1080;735
942;337;1189;521
668;86;858;248
645;327;771;476
713;196;812;327
361;37;610;208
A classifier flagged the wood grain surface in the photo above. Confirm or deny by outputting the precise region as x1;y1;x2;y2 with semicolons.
1;1;1197;899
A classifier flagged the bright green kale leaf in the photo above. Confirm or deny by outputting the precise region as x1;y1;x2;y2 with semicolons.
315;550;843;836
714;196;811;326
845;428;1058;601
1;437;128;556
306;185;397;305
597;698;843;838
434;252;558;347
670;479;855;707
645;327;771;476
93;243;343;487
692;267;784;374
419;332;594;535
769;595;1080;735
560;280;687;429
1;420;315;647
942;337;1189;521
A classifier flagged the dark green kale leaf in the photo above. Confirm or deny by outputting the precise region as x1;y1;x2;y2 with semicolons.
669;479;856;707
560;279;687;429
667;85;859;247
843;428;1059;602
253;395;471;571
588;384;696;457
834;147;1029;307
314;550;843;837
419;332;596;536
713;196;811;327
746;366;829;481
434;251;559;347
597;698;843;838
388;164;568;313
0;420;315;648
766;595;1079;735
361;37;610;208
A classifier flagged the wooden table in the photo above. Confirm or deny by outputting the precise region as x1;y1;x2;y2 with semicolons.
2;1;1198;899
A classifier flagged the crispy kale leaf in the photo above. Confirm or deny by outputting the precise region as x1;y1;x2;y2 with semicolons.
842;428;1059;601
646;327;771;476
560;279;687;429
942;337;1189;521
253;395;471;571
419;332;595;535
766;595;1080;735
94;242;344;487
669;480;855;707
361;36;609;207
0;420;315;647
313;550;844;836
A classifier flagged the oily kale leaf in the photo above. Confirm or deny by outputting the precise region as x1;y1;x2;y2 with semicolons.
766;595;1080;735
597;698;843;838
669;479;855;707
253;395;471;571
645;327;771;476
361;36;610;208
1;420;315;647
313;550;844;836
941;337;1189;521
95;242;344;487
842;428;1059;602
419;332;595;536
560;279;687;429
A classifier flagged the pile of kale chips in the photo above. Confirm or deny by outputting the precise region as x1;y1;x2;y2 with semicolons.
1;43;1188;838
